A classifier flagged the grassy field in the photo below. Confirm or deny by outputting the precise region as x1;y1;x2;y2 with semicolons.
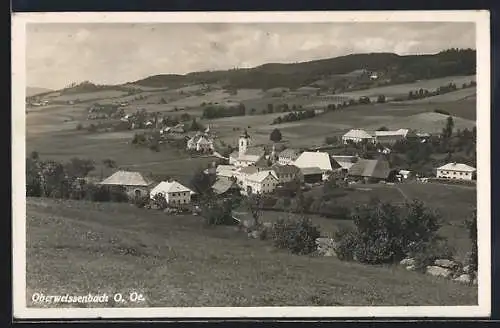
26;197;477;307
235;182;476;260
48;90;130;103
334;75;476;101
26;129;214;186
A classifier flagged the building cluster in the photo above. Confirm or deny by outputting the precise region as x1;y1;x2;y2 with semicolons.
96;126;476;208
341;128;431;145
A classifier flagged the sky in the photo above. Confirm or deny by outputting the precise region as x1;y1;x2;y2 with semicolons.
26;22;476;90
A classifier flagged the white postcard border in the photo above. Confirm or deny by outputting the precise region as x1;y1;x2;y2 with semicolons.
12;10;491;319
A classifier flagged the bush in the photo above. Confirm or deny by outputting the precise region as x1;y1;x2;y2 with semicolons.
334;199;444;264
332;228;359;261
151;193;168;210
200;197;237;226
271;217;321;255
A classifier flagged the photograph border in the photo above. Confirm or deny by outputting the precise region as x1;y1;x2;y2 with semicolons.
11;10;491;319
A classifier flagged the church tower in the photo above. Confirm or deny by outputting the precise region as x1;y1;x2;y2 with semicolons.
239;129;251;156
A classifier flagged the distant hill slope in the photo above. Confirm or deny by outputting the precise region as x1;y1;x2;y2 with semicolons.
132;49;476;90
26;87;53;97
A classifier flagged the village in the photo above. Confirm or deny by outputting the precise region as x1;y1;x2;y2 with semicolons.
93;122;476;206
22;20;480;308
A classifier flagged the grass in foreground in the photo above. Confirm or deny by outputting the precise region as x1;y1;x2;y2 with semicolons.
26;198;477;308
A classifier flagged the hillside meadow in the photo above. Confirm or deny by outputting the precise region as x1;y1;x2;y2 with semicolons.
26;197;478;307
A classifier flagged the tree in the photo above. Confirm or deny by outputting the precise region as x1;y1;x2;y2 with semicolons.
465;208;478;279
64;157;95;179
442;116;455;139
270;128;282;142
102;158;116;169
190;118;202;131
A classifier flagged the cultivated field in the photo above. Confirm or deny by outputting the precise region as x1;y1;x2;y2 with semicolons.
26;198;478;307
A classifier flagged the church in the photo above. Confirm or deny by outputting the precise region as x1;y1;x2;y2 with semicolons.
229;130;266;167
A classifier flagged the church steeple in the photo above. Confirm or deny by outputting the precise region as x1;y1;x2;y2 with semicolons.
239;129;251;156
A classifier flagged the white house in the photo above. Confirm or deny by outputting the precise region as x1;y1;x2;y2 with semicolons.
374;129;409;145
150;180;194;206
293;151;341;181
229;130;265;167
436;163;476;181
186;133;214;152
244;170;279;195
278;148;302;165
342;129;375;144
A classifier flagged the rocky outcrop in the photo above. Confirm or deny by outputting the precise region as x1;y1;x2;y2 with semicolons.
315;238;337;257
426;265;453;279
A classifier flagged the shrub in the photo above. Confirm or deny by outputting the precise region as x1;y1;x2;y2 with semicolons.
334;199;444;265
332;228;359;261
151;193;168;210
200;197;237;226
271;217;321;255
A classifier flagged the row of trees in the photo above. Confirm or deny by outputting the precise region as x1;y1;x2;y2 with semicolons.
271;110;316;125
26;152;130;202
406;80;475;101
202;104;246;119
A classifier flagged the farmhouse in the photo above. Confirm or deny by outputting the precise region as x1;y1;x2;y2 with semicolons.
229;130;266;167
211;177;240;197
150;180;194;206
271;164;302;184
215;165;239;179
347;158;391;183
436;162;476;181
330;155;360;172
342;129;375;144
300;167;324;184
293;151;341;181
99;170;153;197
186;132;215;152
244;170;279;195
374;129;409;145
278;148;302;165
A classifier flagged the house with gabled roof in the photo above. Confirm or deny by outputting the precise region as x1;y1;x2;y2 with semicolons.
99;170;154;197
271;164;302;184
293;151;341;181
278;148;302;165
150;180;194;206
243;170;279;195
436;162;476;181
347;158;391;183
374;128;409;145
342;129;375;144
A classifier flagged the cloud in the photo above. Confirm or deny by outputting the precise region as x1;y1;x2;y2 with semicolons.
25;22;475;90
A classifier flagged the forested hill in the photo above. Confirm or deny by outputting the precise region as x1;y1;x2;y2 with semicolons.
132;48;476;90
